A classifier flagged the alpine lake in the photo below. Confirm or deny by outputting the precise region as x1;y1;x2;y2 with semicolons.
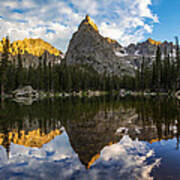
0;95;180;180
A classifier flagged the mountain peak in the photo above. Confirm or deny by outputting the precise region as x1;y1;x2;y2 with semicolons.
147;38;161;46
85;14;91;21
65;14;134;77
81;14;98;32
0;38;63;57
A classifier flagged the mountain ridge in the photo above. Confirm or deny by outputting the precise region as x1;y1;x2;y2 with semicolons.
65;15;177;78
0;15;176;72
0;37;63;57
0;37;64;68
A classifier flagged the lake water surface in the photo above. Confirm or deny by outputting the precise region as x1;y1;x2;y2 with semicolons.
0;96;180;180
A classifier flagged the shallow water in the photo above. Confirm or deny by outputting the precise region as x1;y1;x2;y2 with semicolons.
0;96;180;180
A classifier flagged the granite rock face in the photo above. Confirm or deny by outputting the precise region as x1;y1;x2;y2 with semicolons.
65;15;135;77
9;50;62;68
126;38;174;57
0;38;63;68
114;38;175;68
65;15;175;75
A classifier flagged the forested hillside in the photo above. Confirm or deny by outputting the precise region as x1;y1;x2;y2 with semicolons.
0;34;180;96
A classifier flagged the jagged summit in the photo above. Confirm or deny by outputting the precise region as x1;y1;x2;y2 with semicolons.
65;15;134;77
79;15;99;32
125;37;174;58
65;13;176;75
0;38;63;57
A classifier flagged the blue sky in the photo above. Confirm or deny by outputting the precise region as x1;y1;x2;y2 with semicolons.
0;0;178;52
151;0;180;42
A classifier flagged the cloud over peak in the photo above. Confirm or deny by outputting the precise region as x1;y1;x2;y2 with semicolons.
0;0;158;51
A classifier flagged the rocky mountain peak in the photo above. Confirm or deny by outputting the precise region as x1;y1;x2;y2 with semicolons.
65;15;135;77
79;15;99;32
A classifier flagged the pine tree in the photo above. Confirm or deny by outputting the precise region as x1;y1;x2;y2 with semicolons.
152;61;156;90
43;52;48;91
171;58;176;90
48;61;52;92
0;36;10;99
175;37;180;89
27;65;33;85
140;57;145;91
52;65;59;93
163;47;171;90
135;64;141;91
166;54;171;89
37;56;43;90
15;48;23;87
6;61;16;92
155;46;162;92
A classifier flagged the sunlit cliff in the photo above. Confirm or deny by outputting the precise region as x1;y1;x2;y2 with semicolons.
105;37;117;44
0;37;63;57
84;15;98;32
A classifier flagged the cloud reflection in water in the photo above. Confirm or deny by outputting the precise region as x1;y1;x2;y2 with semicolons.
0;132;161;180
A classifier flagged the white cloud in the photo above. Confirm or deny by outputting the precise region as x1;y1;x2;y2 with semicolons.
0;0;158;52
100;136;161;180
72;0;99;15
99;0;158;46
0;133;161;180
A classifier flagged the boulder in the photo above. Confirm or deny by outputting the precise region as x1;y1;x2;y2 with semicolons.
12;86;39;98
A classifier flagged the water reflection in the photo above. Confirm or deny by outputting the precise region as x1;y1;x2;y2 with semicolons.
0;96;180;179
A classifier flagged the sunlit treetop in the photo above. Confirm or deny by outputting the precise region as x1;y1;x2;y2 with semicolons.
148;38;162;46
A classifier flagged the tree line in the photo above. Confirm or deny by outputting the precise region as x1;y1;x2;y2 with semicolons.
135;37;180;92
0;36;180;96
0;36;133;95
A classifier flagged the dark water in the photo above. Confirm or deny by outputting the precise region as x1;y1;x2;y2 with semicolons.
0;96;180;180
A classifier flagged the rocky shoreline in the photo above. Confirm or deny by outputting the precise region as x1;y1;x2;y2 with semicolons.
1;85;180;106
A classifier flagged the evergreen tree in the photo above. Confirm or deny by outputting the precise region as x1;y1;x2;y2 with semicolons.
52;65;60;93
43;52;48;91
162;47;171;90
175;37;180;89
6;62;16;92
37;56;43;90
171;58;176;90
140;57;145;91
0;36;10;98
48;61;52;92
15;48;23;87
27;65;33;85
155;46;162;91
135;64;141;90
152;61;156;90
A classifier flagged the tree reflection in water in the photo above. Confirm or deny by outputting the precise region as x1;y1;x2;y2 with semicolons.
0;96;179;179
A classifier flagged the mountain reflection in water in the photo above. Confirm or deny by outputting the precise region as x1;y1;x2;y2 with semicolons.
0;96;180;179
